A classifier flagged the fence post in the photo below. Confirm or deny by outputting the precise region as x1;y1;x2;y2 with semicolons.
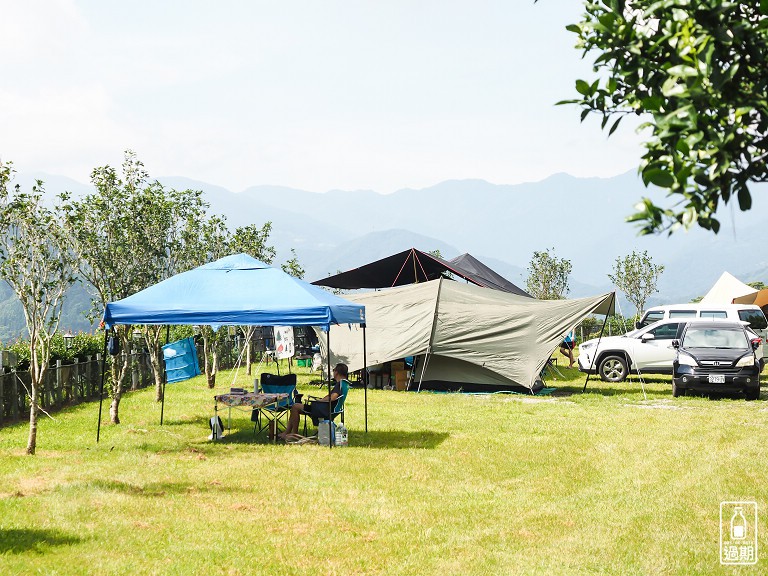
10;370;19;420
56;359;63;406
95;353;102;398
0;371;4;426
72;358;80;403
86;355;94;398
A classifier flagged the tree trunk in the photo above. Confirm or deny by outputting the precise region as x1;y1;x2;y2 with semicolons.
246;327;253;376
148;345;165;402
26;383;38;455
203;334;215;388
109;353;129;424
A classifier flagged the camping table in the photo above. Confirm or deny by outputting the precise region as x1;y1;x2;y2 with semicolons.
213;392;288;439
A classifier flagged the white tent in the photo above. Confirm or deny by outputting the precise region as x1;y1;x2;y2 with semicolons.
700;272;758;304
321;279;614;392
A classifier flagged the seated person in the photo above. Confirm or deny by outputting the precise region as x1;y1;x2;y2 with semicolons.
560;329;576;368
280;363;349;438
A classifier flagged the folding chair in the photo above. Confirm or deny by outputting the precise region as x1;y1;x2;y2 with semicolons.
302;378;349;436
251;373;297;439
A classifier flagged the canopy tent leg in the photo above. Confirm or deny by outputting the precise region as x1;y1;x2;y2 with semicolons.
362;323;368;433
583;293;615;393
417;351;431;393
160;325;170;425
96;329;109;443
326;329;332;449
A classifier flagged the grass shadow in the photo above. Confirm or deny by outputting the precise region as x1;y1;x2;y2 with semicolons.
0;528;81;554
350;430;449;449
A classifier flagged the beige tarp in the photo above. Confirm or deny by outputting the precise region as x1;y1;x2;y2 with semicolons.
322;279;614;390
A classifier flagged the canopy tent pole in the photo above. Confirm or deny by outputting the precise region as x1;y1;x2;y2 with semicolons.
362;323;368;433
160;325;170;425
583;292;615;393
326;329;333;449
417;277;444;392
391;250;412;287
96;329;109;443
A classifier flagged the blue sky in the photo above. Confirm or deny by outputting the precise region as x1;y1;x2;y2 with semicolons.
1;1;645;193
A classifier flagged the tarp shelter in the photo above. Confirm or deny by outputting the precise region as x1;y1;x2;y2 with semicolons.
320;278;615;392
701;271;768;312
100;253;367;441
312;247;531;296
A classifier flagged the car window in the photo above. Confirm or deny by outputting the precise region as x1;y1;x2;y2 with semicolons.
683;327;749;349
700;310;727;319
669;310;696;318
647;322;680;340
639;311;665;328
739;309;768;330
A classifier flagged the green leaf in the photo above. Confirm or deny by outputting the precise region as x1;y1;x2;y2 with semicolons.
643;168;675;188
667;65;699;77
737;185;752;210
575;79;591;96
608;117;622;136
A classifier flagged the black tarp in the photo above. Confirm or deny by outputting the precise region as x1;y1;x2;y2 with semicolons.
312;248;531;297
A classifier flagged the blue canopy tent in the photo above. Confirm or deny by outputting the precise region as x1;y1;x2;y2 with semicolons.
100;253;368;443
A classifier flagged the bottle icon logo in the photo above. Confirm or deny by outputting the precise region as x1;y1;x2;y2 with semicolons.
720;501;758;565
731;507;747;540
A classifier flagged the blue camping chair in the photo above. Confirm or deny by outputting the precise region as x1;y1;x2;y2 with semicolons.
251;373;297;439
302;378;349;435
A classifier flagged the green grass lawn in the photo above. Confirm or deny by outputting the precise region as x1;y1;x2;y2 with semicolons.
1;363;767;575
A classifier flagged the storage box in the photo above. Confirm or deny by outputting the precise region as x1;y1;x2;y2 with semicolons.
394;370;410;391
390;361;405;373
296;356;312;367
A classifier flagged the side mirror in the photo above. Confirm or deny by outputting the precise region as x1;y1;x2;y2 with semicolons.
751;338;761;351
635;322;643;330
672;339;680;349
640;333;655;342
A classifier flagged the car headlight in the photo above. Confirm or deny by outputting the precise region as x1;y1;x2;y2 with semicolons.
677;352;697;367
736;355;755;368
580;342;595;351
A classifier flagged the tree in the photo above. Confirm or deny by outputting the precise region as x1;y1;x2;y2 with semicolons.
281;248;305;279
61;151;211;420
562;1;768;235
0;162;78;454
228;222;278;378
525;248;572;300
608;250;664;316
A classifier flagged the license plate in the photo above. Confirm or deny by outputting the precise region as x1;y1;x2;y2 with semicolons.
708;374;725;384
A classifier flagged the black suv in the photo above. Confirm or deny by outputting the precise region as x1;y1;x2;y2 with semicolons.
672;320;761;399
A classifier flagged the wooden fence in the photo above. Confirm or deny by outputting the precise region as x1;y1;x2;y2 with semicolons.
0;351;154;428
0;332;316;428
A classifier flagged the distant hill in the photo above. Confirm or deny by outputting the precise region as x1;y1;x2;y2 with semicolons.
3;169;765;339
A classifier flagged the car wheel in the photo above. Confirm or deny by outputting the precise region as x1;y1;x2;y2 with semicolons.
598;355;628;382
745;386;760;401
672;380;685;398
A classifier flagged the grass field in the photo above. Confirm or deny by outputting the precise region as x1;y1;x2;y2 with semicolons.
1;363;767;575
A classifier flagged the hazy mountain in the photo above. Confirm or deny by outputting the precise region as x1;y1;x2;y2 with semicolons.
5;168;766;340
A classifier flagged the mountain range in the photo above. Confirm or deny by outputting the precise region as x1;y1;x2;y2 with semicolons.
3;169;767;341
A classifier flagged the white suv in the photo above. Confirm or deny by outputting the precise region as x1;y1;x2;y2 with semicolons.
636;303;768;356
578;318;764;382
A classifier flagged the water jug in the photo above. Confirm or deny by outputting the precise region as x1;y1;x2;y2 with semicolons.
335;422;348;447
318;420;336;446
